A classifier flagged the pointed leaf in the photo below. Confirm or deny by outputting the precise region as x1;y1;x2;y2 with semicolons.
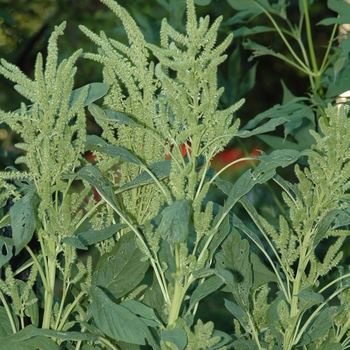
69;83;109;108
88;104;142;128
226;0;271;13
91;287;150;345
216;230;252;308
120;300;162;327
0;236;13;268
158;199;190;244
237;117;287;138
161;328;187;350
92;231;150;300
10;186;36;255
76;223;127;246
188;276;223;312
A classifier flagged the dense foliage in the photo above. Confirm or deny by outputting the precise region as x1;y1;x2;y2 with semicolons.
1;0;350;349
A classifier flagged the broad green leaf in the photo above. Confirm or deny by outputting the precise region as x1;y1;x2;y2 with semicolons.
91;287;151;345
194;0;211;5
188;276;223;312
252;149;300;179
76;223;127;246
158;199;190;244
250;252;278;288
0;236;13;268
0;325;59;350
61;236;88;250
161;328;187;350
296;290;324;303
88;104;142;128
226;0;271;13
232;25;275;38
0;306;17;338
69;82;109;108
10;185;36;255
216;230;252;308
224;299;249;330
298;307;333;346
121;300;162;327
317;0;350;25
92;231;150;300
86;135;143;166
237;116;287;138
143;275;167;324
231;338;261;350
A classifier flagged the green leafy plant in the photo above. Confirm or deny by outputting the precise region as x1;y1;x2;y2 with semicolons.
0;0;350;349
225;0;350;152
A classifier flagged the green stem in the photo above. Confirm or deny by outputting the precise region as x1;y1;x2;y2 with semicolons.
98;337;121;350
302;0;318;74
57;290;86;331
0;290;17;333
168;244;185;326
42;241;57;329
254;1;310;73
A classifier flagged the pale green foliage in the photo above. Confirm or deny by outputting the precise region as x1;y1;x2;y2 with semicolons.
237;105;350;349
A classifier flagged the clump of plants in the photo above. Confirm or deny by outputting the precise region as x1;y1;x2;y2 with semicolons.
0;0;350;349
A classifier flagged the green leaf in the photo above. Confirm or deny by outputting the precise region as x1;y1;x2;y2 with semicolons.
161;328;187;350
188;276;223;312
86;135;143;166
298;307;333;346
0;236;13;268
121;300;162;328
69;82;109;108
318;0;350;25
91;287;151;345
237;117;287;138
252;149;301;179
216;230;253;308
232;25;275;38
61;236;88;250
10;185;36;255
76;165;117;206
0;306;17;338
76;223;127;246
0;325;59;350
226;0;271;13
194;0;211;5
224;299;249;330
250;252;278;288
158;199;190;244
88;104;142;128
92;231;150;300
